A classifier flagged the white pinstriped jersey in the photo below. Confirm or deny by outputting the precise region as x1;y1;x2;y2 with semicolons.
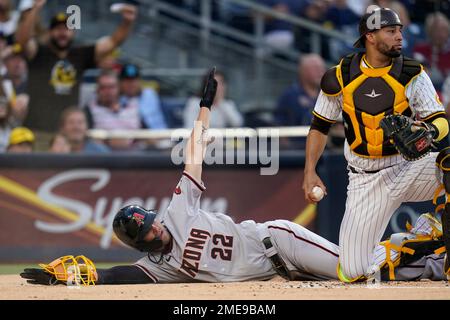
314;60;445;171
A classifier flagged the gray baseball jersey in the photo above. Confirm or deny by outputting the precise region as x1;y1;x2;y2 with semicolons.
134;172;341;283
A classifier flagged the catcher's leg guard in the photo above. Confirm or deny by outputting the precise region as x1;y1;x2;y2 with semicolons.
436;147;450;276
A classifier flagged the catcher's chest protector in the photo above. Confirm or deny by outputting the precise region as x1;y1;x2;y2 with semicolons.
326;53;422;158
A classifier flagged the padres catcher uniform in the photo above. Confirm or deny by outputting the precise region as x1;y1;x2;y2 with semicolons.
305;7;450;282
311;50;449;281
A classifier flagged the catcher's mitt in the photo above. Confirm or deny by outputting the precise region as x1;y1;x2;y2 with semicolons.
380;114;436;161
20;255;97;286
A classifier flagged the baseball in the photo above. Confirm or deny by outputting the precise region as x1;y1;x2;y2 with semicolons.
311;186;325;202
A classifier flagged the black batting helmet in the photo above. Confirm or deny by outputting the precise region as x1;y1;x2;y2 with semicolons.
353;7;403;48
113;205;162;252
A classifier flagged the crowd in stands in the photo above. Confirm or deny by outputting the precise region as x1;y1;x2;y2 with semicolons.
0;0;449;153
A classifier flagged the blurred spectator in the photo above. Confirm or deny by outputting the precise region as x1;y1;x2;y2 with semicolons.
59;107;109;154
183;70;243;128
85;70;139;150
386;1;422;58
79;49;123;110
274;54;325;127
0;0;20;44
8;92;28;128
259;0;307;51
0;93;11;151
0;77;26;151
85;71;140;130
295;0;331;59
346;0;372;16
406;0;450;24
2;43;27;93
48;133;70;153
17;0;33;13
18;0;48;44
325;0;360;30
119;63;167;130
274;54;326;148
6;126;34;153
414;12;450;87
98;48;122;73
16;1;137;147
220;1;253;35
324;0;361;61
183;0;221;22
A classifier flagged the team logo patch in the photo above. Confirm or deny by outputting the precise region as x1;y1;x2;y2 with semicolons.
415;137;429;152
364;89;382;98
132;212;145;226
50;60;77;95
174;186;181;195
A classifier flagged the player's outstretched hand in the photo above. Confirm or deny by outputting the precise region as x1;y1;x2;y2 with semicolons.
199;67;218;109
20;268;60;285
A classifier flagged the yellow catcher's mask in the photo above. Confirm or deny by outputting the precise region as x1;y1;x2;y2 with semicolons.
39;255;97;286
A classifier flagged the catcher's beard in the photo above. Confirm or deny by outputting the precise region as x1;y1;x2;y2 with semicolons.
377;42;402;58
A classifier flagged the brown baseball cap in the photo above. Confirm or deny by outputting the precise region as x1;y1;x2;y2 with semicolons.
49;12;68;29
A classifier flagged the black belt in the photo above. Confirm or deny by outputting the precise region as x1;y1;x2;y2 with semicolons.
262;237;290;279
349;166;380;174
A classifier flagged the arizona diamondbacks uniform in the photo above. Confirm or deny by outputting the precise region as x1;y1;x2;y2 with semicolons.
134;172;446;283
134;171;340;282
313;53;446;280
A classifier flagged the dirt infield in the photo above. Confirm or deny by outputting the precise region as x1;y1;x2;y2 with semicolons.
1;275;450;300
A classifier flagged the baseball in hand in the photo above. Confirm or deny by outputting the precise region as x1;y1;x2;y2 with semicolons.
310;186;325;202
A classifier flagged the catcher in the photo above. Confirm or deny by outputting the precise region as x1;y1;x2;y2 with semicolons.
303;6;450;283
20;68;448;286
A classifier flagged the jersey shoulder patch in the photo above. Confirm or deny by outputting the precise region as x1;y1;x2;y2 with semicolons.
320;66;342;96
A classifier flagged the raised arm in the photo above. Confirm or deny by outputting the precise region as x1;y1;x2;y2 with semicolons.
95;5;137;63
184;67;217;182
15;0;46;59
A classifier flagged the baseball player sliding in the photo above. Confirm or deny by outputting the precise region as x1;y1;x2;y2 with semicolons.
20;68;447;286
303;7;450;282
